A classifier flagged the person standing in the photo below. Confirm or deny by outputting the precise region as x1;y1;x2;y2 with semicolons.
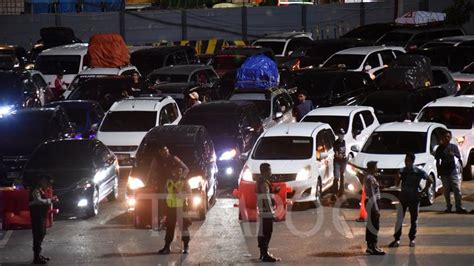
364;161;385;255
435;130;467;214
292;90;314;122
53;73;67;100
130;72;143;96
29;175;58;264
332;128;347;199
256;163;281;262
389;153;433;248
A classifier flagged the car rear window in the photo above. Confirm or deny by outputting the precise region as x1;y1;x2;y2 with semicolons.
35;55;81;75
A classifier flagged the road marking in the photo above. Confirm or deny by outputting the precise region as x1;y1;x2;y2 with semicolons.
339;215;354;239
350;226;474;236
0;230;12;248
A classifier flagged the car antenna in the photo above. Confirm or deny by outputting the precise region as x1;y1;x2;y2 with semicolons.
285;125;290;135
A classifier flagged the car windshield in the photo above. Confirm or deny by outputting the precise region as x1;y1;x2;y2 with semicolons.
148;73;189;83
63;107;88;128
35;55;81;75
27;142;93;169
461;63;474;74
362;132;427;154
302;115;349;133
377;32;412;44
100;111;157;132
69;74;113;91
253;41;285;55
418;107;473;130
212;55;247;70
323;54;365;69
180;114;239;136
253;136;313;160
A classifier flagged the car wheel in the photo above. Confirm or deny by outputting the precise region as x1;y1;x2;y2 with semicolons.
107;177;119;201
198;193;208;221
313;178;323;208
421;175;436;206
86;187;100;217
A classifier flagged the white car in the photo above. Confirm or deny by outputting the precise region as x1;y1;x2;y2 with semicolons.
348;122;448;206
96;96;181;169
415;95;474;180
451;62;474;91
321;46;406;77
34;43;89;88
239;122;335;205
252;32;313;58
301;106;380;160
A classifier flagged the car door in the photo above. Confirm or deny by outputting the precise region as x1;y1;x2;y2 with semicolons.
350;111;366;150
380;50;395;67
315;130;332;189
428;127;445;189
165;102;181;124
363;52;382;74
158;104;171;126
94;143;116;199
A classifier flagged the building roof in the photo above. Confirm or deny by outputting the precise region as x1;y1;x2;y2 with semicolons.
375;122;445;133
263;122;329;137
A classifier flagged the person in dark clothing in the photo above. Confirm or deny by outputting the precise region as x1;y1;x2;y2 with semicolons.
364;161;385;255
332;128;347;199
130;72;144;96
256;163;281;262
389;153;433;248
434;130;467;214
292;90;314;122
29;175;58;264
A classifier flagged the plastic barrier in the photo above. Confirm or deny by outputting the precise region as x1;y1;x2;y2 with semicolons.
233;182;292;222
1;188;56;230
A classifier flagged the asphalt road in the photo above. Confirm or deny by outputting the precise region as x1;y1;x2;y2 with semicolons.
0;178;473;265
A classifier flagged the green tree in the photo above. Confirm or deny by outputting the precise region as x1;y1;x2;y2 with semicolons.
444;0;474;26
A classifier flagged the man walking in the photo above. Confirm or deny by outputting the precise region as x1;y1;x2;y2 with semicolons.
292;90;313;122
364;161;385;255
332;129;347;199
389;153;433;248
256;163;281;262
435;130;467;213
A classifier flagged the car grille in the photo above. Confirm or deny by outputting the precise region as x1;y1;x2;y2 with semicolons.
108;146;138;152
252;174;297;182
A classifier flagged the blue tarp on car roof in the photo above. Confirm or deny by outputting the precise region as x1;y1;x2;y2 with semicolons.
235;55;279;89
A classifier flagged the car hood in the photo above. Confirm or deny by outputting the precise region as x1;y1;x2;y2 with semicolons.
352;152;431;169
246;159;312;174
97;131;148;147
0;138;48;157
24;168;94;190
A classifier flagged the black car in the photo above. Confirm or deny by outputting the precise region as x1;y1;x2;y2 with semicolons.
293;69;377;107
23;139;119;218
67;76;132;111
410;46;474;73
179;101;264;185
0;70;43;111
127;125;217;220
353;88;448;123
147;65;219;87
341;23;400;43
44;100;105;139
456;84;474;96
0;107;75;186
211;46;276;77
0;45;29;69
29;27;82;63
131;46;199;77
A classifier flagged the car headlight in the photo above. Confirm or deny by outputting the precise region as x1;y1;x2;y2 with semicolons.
128;176;145;190
241;166;253;182
0;105;14;117
456;136;465;146
295;166;311;181
219;149;237;161
93;169;108;183
77;199;88;207
188;176;203;190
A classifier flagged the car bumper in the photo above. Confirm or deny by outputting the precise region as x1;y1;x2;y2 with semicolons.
54;188;93;216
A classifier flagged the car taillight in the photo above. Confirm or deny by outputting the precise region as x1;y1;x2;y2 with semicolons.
407;44;417;51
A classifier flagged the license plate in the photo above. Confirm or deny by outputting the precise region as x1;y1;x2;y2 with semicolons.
116;154;131;160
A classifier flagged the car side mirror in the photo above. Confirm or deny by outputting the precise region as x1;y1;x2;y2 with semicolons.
350;145;360;153
91;123;99;132
239;152;249;161
364;65;372;71
274;112;283;119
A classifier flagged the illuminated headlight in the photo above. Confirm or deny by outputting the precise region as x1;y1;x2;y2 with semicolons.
128;176;145;190
295;166;311;181
219;149;237;161
415;163;426;169
188;176;203;190
77;199;88;207
241;166;253;182
456;136;465;146
347;183;355;191
192;195;202;206
225;167;234;176
127;198;136;208
93;169;108;183
0;105;13;117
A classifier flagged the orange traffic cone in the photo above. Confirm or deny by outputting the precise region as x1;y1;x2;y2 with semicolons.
356;186;367;222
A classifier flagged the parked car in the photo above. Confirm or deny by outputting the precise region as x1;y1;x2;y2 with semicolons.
341;23;401;43
147;65;218;87
301;106;379;160
0;45;29;69
29;27;82;64
410;46;474;73
431;66;457;95
347;122;448;206
126;125;217;220
131;46;199;77
228;87;294;130
0;107;75;185
321;46;406;77
23;139;119;217
34;43;89;88
415;95;474;180
354;88;448;123
451;62;474;91
44;100;105;139
239;122;335;206
97;97;181;169
179;101;264;184
67;76;134;111
294;69;377;107
252;32;313;59
376;27;465;51
419;35;474;49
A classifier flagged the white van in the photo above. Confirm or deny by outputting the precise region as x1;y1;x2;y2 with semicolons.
34;43;89;88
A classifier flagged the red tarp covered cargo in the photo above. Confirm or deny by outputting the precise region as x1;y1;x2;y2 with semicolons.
87;33;130;68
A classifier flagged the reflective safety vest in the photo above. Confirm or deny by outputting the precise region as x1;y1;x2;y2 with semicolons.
166;179;186;208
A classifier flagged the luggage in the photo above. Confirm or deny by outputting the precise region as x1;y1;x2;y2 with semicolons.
377;55;433;90
40;27;76;46
235;54;279;89
87;33;130;68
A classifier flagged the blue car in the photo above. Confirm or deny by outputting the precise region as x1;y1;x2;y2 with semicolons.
45;100;104;139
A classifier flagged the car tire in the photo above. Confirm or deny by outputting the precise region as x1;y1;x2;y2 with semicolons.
198;193;208;221
86;186;100;217
313;178;323;208
421;175;436;207
107;177;119;201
